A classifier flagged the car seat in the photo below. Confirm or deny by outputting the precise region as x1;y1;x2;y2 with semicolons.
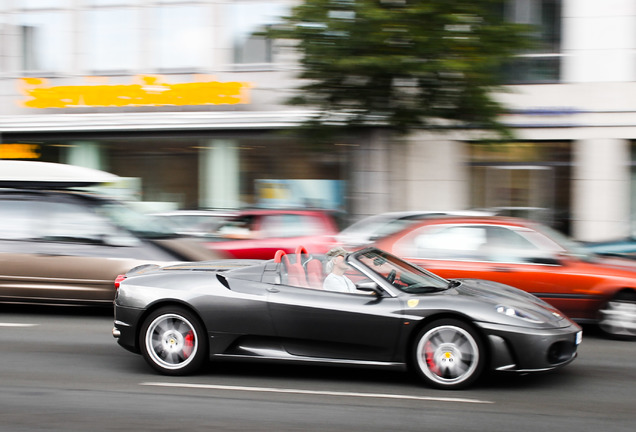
275;249;308;287
305;258;324;289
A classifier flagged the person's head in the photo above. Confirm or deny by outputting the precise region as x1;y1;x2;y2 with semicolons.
325;246;348;273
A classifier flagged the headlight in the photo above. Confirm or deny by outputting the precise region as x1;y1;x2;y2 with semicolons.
496;305;544;324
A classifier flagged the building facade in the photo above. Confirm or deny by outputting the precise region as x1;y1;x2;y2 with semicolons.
0;0;635;241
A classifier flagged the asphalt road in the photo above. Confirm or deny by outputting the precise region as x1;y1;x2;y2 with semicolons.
1;306;635;432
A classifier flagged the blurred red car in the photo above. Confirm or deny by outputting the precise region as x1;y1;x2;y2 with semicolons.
375;215;636;338
204;209;339;260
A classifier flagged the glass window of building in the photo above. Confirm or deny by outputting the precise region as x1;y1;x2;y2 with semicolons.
85;1;139;5
21;0;72;8
18;11;73;73
502;0;562;83
229;1;289;65
83;7;140;72
469;141;572;234
153;5;211;71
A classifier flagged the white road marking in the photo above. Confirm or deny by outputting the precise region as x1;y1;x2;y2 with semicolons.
141;382;494;404
0;323;38;327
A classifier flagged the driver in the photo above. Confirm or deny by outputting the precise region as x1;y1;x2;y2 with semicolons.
323;247;357;293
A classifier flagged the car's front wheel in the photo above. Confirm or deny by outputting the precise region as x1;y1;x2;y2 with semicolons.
412;319;485;389
599;291;636;339
139;306;208;375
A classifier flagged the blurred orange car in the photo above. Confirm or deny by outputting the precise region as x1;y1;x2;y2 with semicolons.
375;215;636;338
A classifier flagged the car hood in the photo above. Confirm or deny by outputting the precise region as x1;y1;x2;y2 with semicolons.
448;278;569;327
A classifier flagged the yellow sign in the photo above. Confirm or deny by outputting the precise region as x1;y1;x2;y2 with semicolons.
18;75;251;109
0;144;41;159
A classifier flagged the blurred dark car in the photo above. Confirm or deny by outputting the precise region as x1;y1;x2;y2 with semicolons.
337;210;492;249
374;215;636;339
114;246;580;389
584;237;636;259
204;209;339;259
0;161;219;306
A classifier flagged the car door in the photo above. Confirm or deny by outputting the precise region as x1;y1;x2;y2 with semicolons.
388;223;601;320
259;213;336;255
266;283;403;363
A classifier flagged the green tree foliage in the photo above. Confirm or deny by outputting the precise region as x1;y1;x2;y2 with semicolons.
266;0;532;137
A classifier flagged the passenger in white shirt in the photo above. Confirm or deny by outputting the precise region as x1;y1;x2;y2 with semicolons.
323;247;357;293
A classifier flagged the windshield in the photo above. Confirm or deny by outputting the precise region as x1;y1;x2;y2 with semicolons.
352;248;450;294
97;202;177;239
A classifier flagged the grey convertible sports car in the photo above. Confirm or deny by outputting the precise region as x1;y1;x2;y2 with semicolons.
113;247;582;389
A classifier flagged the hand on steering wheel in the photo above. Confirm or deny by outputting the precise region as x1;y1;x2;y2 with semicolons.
387;269;396;284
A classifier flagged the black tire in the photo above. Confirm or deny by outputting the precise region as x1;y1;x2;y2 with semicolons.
599;291;636;340
412;319;485;389
139;306;208;375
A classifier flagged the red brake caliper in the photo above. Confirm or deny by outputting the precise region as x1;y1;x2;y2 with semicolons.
183;331;194;358
424;341;440;376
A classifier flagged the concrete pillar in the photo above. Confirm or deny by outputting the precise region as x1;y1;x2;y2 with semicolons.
349;129;391;220
63;141;105;170
199;139;240;209
396;137;469;211
571;138;630;241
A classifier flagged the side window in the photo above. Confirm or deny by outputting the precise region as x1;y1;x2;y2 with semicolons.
0;199;135;244
481;226;542;263
396;225;488;260
396;224;545;263
43;202;127;244
261;214;323;238
215;215;256;239
0;200;40;240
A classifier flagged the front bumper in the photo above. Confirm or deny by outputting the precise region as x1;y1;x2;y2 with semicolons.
478;320;582;372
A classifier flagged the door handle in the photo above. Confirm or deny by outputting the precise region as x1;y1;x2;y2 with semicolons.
491;266;513;273
267;287;280;293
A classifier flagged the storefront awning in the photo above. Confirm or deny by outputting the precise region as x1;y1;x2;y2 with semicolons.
0;110;319;133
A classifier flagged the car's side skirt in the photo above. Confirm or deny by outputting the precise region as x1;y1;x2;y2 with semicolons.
211;343;406;370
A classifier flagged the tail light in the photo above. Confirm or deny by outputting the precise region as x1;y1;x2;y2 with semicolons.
114;274;126;289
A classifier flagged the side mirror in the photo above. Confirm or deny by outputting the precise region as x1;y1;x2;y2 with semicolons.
356;281;385;297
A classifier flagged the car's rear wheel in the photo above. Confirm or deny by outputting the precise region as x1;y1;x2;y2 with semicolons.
412;319;485;389
139;306;208;375
599;291;636;339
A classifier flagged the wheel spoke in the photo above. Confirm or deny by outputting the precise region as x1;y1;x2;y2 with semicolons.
175;320;189;335
456;339;473;356
155;320;171;334
429;331;445;347
152;340;164;354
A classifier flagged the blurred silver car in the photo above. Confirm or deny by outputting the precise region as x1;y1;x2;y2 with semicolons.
152;210;237;238
337;210;492;248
